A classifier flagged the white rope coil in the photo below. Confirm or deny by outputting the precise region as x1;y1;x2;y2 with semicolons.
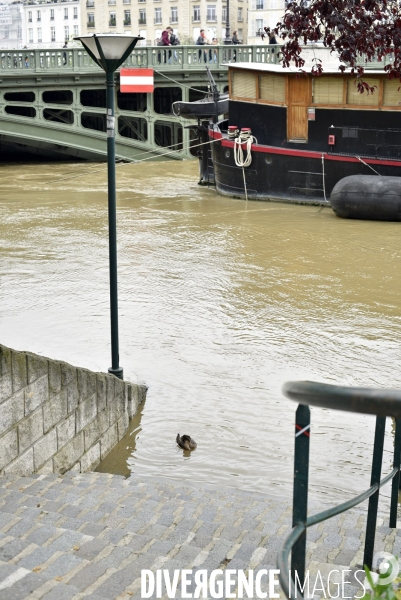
233;129;257;168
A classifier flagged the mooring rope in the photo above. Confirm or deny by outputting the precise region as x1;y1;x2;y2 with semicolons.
321;154;327;203
227;128;257;202
356;155;381;175
47;137;221;184
233;129;256;169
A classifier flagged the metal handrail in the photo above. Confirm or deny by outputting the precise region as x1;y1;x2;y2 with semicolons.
278;381;401;599
0;44;280;74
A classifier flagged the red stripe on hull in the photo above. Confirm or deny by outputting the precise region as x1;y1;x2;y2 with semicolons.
208;129;401;169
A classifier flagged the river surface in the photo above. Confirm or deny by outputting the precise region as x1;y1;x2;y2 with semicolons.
1;159;400;505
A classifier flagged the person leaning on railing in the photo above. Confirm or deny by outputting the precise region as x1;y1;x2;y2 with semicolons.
232;31;240;62
268;31;277;54
196;29;209;64
211;38;218;63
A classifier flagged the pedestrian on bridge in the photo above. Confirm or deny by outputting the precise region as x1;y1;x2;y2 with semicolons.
159;26;172;64
196;29;209;64
63;42;68;66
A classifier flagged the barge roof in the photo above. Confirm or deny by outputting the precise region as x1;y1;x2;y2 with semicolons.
225;62;387;75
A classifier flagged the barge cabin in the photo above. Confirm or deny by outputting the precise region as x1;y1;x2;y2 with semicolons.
208;63;401;205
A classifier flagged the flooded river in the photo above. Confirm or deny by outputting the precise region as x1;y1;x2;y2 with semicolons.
1;159;400;505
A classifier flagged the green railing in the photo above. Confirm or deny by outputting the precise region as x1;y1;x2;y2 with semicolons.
278;381;401;599
0;44;279;74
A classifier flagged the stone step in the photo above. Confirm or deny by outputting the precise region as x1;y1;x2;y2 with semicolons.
0;472;399;599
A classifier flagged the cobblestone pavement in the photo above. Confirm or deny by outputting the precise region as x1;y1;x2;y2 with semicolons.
0;472;399;599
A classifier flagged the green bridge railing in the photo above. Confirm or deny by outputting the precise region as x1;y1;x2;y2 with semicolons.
278;381;401;598
0;44;279;74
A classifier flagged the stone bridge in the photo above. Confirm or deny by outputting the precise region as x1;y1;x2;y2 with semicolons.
0;44;277;161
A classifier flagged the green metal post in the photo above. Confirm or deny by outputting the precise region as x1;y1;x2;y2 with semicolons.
291;404;310;593
390;418;401;527
363;416;386;569
106;69;123;380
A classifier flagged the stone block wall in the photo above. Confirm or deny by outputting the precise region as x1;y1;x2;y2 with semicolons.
0;344;147;476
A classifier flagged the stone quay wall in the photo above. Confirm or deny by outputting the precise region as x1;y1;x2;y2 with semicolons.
0;344;147;477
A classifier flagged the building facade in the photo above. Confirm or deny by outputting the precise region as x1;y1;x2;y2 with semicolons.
247;0;284;45
22;0;81;47
0;2;24;49
82;0;247;45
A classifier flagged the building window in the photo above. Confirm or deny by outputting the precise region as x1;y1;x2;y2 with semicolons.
86;0;95;6
206;5;216;21
37;27;42;42
37;10;41;22
29;28;33;43
237;7;243;20
109;11;116;25
193;5;200;21
50;26;55;41
170;6;177;22
222;6;226;21
64;26;69;40
256;0;264;8
123;0;131;3
28;11;32;22
74;25;79;35
139;9;146;23
124;9;131;24
50;9;54;20
139;28;146;44
87;12;95;26
256;18;263;32
64;8;68;19
73;7;78;19
154;7;162;23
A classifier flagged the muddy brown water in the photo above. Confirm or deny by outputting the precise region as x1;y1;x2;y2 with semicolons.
1;159;400;504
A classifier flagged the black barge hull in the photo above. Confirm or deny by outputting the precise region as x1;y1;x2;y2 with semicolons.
209;127;401;206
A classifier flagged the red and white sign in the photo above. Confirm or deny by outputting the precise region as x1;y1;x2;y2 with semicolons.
120;68;154;93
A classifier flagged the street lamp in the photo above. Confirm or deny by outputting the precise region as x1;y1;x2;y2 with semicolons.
74;33;143;380
224;0;231;44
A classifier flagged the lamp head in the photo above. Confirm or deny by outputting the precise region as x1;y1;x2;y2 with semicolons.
74;33;143;72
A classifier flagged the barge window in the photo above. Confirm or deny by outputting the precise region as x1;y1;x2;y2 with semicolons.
347;78;380;106
383;79;401;107
231;70;257;100
259;73;285;103
313;77;342;104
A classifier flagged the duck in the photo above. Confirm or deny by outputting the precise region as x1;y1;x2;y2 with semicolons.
176;434;197;450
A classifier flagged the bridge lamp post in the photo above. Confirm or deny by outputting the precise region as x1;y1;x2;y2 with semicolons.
224;0;231;44
74;33;142;380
